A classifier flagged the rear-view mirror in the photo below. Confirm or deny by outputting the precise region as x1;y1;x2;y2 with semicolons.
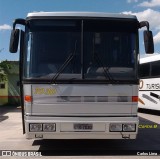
9;29;20;53
144;31;154;54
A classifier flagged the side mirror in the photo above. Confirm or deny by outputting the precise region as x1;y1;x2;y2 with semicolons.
9;29;20;53
144;30;154;54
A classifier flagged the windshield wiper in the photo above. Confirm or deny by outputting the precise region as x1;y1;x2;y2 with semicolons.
93;52;115;83
50;41;77;84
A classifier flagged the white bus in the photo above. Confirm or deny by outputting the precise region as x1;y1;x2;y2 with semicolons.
9;12;154;139
139;54;160;111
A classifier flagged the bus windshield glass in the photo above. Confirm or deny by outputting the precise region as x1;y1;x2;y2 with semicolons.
24;19;138;81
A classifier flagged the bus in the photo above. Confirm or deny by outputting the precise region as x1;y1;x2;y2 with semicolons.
139;54;160;111
9;12;154;139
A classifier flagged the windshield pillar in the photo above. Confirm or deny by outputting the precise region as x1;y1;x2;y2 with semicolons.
81;20;84;79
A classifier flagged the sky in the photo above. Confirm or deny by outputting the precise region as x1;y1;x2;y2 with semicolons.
0;0;160;61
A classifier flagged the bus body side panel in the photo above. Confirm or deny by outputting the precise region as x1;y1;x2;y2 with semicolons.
139;78;160;110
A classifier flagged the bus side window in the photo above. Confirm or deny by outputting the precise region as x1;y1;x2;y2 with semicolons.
151;61;160;77
140;63;150;78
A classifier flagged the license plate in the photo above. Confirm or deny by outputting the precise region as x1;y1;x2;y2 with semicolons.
74;123;93;130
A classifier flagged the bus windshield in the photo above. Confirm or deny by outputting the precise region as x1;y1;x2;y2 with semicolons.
24;19;138;81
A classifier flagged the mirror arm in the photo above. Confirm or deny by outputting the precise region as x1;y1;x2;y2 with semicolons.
13;19;26;30
139;21;150;32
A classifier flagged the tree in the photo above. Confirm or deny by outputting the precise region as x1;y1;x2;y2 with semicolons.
0;60;11;82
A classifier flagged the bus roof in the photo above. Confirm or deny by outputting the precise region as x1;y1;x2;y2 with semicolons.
27;12;137;19
140;53;160;64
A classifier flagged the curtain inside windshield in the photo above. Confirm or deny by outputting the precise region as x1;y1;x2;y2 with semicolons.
83;20;136;80
25;19;137;81
25;20;81;78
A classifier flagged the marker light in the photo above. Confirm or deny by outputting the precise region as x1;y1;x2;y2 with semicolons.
132;96;138;102
25;95;32;102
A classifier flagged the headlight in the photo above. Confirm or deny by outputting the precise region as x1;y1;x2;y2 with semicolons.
30;124;42;132
109;123;122;132
123;124;136;132
43;123;56;132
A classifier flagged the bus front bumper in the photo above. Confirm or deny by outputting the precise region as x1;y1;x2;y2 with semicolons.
25;116;139;139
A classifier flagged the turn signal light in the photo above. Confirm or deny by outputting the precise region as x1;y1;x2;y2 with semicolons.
25;95;32;102
132;96;138;102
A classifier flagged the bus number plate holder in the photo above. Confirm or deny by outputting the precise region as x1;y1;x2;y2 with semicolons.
74;123;93;131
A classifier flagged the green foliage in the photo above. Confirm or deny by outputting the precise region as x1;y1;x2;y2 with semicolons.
0;73;7;81
0;60;12;70
0;60;12;82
